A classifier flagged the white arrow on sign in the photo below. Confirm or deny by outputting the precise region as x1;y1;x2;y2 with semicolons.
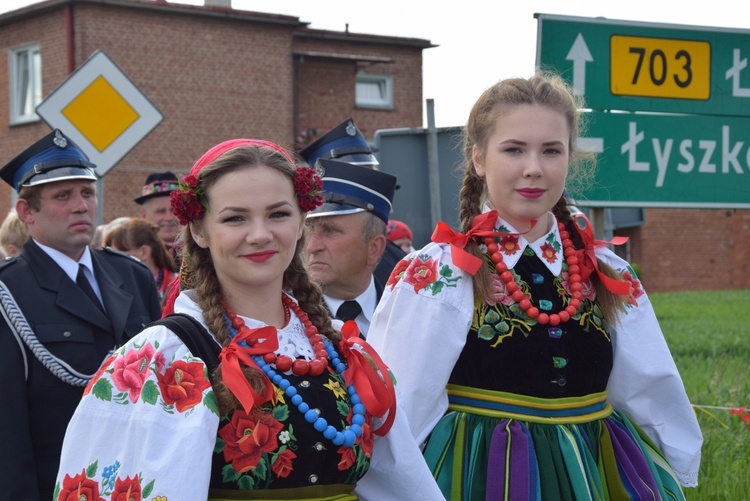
566;33;593;96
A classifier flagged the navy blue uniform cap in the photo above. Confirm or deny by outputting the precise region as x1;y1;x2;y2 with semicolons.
299;118;379;168
307;158;396;224
0;129;96;192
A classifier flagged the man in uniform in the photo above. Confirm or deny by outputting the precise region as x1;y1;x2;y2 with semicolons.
305;158;397;338
300;118;406;286
0;129;162;500
134;171;181;261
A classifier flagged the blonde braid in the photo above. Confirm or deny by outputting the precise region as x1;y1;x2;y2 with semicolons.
457;165;493;301
551;197;627;325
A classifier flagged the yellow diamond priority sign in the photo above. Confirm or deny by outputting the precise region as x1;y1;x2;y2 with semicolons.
36;50;162;176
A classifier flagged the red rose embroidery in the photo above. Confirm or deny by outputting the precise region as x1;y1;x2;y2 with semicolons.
83;354;116;396
337;445;357;471
498;235;520;255
488;272;515;306
111;344;165;403
404;256;439;293
111;475;141;501
271;448;297;478
621;269;643;305
387;258;411;289
219;409;284;473
157;360;212;412
562;272;596;301
357;421;374;457
539;242;558;264
57;469;104;501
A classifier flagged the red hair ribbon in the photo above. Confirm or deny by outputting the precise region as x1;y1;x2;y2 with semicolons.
431;211;536;275
219;325;279;415
338;321;397;436
430;211;500;275
572;213;631;296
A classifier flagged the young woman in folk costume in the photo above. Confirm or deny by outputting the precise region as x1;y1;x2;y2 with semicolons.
55;139;443;500
367;73;702;500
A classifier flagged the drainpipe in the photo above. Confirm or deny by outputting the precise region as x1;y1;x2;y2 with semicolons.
65;3;74;73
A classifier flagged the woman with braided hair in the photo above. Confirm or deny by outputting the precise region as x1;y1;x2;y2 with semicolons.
55;139;443;500
367;73;702;500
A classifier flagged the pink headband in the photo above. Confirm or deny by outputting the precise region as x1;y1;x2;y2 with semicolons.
189;138;295;177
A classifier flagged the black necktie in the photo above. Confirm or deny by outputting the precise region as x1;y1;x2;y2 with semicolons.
335;300;362;322
77;264;104;312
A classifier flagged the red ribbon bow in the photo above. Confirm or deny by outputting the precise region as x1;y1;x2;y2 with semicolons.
431;211;502;275
431;211;537;275
338;321;397;436
571;213;631;296
219;325;279;415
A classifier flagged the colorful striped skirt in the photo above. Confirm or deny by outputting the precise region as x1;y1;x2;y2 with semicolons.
423;385;685;501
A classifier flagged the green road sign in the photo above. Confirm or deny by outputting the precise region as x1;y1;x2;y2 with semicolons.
574;111;750;208
536;14;750;116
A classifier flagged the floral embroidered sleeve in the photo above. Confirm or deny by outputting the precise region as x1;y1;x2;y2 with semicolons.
54;324;220;500
596;246;702;487
369;242;475;446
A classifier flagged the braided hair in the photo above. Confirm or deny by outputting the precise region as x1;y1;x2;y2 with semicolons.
457;72;627;323
179;145;339;414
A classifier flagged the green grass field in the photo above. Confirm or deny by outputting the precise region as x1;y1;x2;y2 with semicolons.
650;290;750;500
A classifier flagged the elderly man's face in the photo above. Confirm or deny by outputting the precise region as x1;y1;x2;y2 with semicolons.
305;213;375;298
140;196;179;244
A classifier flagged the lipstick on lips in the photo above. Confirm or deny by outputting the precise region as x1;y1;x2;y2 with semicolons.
244;250;276;262
516;188;545;199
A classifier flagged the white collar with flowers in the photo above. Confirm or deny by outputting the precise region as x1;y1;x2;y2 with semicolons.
480;204;564;277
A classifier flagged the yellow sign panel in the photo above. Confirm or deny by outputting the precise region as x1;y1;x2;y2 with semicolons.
610;35;710;100
36;50;162;176
61;76;140;153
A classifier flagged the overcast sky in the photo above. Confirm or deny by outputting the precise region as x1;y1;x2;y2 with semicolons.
1;0;747;127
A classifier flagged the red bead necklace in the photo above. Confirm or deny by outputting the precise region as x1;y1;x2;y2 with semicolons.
485;221;584;326
223;294;329;377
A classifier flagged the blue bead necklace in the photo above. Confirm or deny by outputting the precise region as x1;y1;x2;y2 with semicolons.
222;307;365;447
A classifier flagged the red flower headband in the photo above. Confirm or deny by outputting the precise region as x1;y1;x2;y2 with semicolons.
169;139;323;225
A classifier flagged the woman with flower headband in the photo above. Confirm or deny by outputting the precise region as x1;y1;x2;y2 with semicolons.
55;139;443;500
367;73;702;500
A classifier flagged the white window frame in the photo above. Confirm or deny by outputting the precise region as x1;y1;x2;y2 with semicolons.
9;43;42;125
355;72;393;109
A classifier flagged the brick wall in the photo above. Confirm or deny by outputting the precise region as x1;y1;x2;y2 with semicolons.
294;35;425;141
0;2;424;226
630;208;750;292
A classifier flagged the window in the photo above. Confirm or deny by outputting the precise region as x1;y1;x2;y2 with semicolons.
9;43;42;124
355;72;393;109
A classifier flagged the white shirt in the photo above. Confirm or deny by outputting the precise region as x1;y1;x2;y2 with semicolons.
323;276;378;338
56;290;445;500
34;239;103;304
367;209;703;488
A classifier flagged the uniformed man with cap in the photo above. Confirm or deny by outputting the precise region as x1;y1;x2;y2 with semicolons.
305;158;397;338
134;171;181;255
0;129;162;500
300;118;406;289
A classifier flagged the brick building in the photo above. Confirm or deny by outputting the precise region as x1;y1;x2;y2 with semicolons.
1;0;748;293
0;0;431;222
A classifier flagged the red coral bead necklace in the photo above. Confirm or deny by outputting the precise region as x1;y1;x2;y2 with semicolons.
485;221;583;326
223;294;329;377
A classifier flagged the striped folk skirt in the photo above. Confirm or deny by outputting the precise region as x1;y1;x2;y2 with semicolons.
423;385;685;501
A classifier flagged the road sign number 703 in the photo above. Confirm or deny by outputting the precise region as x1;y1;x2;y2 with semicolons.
610;35;711;100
